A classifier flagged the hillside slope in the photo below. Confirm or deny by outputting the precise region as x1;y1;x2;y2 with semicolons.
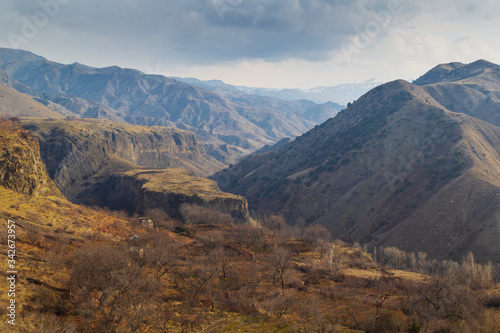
0;117;498;333
415;59;500;127
213;70;500;263
98;168;251;223
0;83;63;118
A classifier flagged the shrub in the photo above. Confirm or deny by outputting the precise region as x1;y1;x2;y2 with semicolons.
180;204;233;225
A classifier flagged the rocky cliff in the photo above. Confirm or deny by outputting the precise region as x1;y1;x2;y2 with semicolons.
0;119;62;197
94;168;251;223
22;118;225;202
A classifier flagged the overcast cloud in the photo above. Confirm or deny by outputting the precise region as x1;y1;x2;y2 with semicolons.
0;0;499;88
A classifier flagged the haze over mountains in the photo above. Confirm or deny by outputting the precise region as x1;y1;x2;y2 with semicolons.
172;76;380;105
0;47;342;164
213;60;500;264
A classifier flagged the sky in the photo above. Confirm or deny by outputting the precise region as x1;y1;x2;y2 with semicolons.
0;0;499;89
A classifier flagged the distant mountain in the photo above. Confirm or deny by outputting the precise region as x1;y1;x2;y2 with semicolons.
172;76;381;105
213;60;500;264
0;48;340;164
253;137;293;155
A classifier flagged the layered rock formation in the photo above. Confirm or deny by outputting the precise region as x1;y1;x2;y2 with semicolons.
23;118;225;202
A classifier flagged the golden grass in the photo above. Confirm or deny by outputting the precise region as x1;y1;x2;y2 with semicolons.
20;117;189;138
123;168;244;201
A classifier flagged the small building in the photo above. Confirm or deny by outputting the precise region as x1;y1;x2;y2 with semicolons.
138;217;154;229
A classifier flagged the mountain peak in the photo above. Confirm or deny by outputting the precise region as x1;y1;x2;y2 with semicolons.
469;59;498;68
414;59;500;85
0;48;46;67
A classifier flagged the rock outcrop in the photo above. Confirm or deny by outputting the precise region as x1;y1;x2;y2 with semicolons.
94;168;251;223
0;119;62;197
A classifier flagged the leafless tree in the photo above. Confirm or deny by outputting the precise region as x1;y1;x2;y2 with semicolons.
266;246;292;290
181;204;233;225
133;231;180;280
69;244;160;332
146;208;171;230
233;223;266;253
17;312;78;333
176;256;217;301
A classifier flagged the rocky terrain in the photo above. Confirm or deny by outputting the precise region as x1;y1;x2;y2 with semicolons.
0;119;62;197
100;168;251;223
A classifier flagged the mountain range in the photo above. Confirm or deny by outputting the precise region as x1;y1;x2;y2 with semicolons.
1;47;498;264
171;76;380;105
0;47;341;164
213;60;500;264
0;90;250;223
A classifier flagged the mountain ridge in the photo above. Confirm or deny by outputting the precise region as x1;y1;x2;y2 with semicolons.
213;61;500;264
172;76;380;105
0;47;340;164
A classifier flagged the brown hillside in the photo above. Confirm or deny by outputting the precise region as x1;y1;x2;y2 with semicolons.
213;73;500;264
0;83;63;118
0;119;498;332
415;60;500;127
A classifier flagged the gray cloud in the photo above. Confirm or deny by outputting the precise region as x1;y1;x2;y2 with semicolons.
0;0;421;64
0;0;499;87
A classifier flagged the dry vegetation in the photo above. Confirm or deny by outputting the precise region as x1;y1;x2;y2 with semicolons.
1;117;499;332
1;202;499;332
125;169;243;201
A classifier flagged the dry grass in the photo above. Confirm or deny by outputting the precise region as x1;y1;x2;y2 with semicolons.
21;117;190;138
0;84;63;119
124;168;244;201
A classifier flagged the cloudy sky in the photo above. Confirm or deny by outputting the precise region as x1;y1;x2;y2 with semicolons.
1;0;499;88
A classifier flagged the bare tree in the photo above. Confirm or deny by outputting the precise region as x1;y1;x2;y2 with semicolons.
145;208;171;230
261;214;287;232
413;274;481;323
181;204;233;225
461;251;494;290
17;312;78;333
208;247;236;282
69;244;160;333
266;246;292;290
233;224;266;253
198;229;226;253
134;231;180;280
176;257;217;301
383;246;407;270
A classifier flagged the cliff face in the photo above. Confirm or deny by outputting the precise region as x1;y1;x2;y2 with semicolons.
22;119;225;201
95;169;251;223
0;120;62;197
